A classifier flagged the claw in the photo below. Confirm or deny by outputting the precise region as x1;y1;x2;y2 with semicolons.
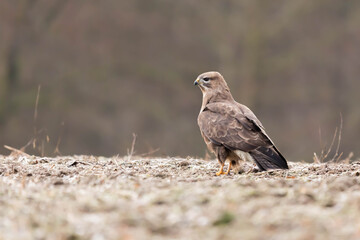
216;162;225;176
225;161;232;175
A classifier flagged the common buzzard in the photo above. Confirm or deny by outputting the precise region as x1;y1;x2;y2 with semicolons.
194;71;289;175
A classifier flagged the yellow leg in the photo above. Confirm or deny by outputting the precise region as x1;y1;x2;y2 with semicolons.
225;161;232;175
216;162;225;176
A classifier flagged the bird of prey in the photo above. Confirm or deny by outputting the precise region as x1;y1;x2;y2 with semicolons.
194;71;288;175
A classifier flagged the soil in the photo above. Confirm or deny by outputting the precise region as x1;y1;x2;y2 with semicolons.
1;154;360;240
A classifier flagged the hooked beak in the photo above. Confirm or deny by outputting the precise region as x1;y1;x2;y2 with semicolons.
194;78;200;86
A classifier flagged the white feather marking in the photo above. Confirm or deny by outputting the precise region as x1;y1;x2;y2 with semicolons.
234;150;255;163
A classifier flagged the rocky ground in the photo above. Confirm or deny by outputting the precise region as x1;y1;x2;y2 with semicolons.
1;154;360;240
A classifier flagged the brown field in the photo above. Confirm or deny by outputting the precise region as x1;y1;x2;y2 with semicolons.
1;154;360;240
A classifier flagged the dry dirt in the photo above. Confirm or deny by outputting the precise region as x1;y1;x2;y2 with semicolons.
1;154;360;240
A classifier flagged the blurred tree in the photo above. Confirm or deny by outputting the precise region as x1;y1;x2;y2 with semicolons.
0;0;359;160
0;0;68;121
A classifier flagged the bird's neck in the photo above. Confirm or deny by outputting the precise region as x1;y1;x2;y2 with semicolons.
201;89;234;111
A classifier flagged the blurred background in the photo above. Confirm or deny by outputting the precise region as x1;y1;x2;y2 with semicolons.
0;0;359;161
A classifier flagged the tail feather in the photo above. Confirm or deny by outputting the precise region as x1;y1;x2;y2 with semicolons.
250;146;288;171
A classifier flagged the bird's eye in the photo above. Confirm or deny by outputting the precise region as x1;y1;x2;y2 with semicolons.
203;77;210;82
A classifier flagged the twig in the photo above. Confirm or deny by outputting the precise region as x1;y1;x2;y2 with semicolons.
54;121;64;155
139;148;160;157
317;127;326;162
40;140;45;157
332;113;343;162
342;152;354;164
127;133;137;160
4;145;31;157
335;152;343;163
20;138;34;153
32;85;41;150
313;153;320;164
34;85;41;124
318;128;324;158
315;113;344;163
322;127;338;161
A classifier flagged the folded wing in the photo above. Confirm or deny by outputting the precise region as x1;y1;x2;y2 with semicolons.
198;102;288;170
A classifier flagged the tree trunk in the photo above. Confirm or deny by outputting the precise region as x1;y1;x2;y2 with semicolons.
0;43;20;122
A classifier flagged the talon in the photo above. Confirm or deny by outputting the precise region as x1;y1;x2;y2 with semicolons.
216;162;225;176
225;161;232;175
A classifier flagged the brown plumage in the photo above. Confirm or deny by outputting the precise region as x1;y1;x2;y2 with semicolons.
194;71;288;175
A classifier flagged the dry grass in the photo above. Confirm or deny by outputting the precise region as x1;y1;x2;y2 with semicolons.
314;114;344;163
1;155;360;240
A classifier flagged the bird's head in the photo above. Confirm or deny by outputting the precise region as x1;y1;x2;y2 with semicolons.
194;71;230;94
